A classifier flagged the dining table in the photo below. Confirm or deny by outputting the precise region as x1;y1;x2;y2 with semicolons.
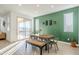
30;34;55;41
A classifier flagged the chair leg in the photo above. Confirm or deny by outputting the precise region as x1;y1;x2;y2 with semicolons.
45;45;48;51
55;43;59;50
47;44;49;53
54;44;57;53
51;44;52;48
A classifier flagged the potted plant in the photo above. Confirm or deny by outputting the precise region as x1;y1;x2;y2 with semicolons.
70;39;77;48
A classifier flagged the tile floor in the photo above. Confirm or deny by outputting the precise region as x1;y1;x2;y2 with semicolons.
0;40;11;50
13;40;79;55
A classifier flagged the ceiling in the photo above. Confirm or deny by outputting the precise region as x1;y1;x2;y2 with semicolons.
0;4;79;17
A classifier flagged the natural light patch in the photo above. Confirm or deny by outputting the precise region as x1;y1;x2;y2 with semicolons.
17;17;24;23
35;19;39;32
64;12;73;32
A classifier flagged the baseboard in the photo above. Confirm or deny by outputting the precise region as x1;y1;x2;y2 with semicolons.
58;41;70;44
58;41;79;46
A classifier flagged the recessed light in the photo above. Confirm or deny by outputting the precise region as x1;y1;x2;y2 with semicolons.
50;5;54;8
36;4;40;7
18;4;22;6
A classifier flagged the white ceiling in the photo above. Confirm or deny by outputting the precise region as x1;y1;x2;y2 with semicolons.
0;4;79;17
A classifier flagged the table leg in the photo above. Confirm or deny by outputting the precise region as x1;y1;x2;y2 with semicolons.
40;48;42;55
26;43;27;48
45;45;47;51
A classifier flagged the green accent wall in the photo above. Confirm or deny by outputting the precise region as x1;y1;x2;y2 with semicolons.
34;6;79;43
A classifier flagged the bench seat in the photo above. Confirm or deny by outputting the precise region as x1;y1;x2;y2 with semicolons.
26;40;47;55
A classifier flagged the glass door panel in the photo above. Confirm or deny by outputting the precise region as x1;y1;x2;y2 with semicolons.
17;17;32;40
25;21;32;39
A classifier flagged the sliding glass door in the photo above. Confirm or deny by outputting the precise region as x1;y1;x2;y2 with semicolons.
17;17;32;40
25;21;32;39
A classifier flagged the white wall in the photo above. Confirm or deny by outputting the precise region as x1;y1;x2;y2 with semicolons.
0;17;3;31
4;13;11;42
0;12;11;42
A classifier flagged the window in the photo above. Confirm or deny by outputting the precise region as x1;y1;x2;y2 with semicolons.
35;19;39;32
64;12;73;32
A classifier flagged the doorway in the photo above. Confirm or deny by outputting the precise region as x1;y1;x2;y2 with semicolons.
17;17;32;40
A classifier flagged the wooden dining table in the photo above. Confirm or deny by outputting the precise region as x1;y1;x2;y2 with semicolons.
30;34;55;41
39;35;54;40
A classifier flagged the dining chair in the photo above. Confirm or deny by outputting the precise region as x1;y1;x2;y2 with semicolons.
48;37;59;52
